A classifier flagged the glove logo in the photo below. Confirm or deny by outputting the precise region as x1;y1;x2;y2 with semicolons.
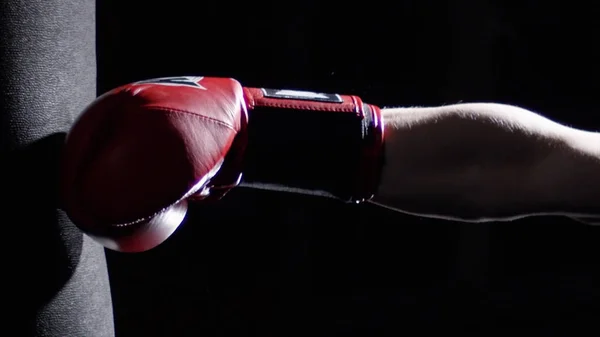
262;88;342;103
134;76;207;90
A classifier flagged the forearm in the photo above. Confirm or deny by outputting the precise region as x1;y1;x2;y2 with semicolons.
372;103;600;221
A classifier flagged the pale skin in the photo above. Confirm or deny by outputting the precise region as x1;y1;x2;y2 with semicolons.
371;103;600;223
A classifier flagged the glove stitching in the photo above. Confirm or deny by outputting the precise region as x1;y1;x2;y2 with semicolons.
255;101;356;113
142;105;239;132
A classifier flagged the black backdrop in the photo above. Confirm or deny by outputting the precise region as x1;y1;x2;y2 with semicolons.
98;1;600;336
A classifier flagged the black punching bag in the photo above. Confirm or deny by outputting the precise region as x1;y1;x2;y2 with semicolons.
0;1;114;336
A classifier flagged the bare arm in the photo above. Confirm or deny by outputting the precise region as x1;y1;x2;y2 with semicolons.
371;103;600;222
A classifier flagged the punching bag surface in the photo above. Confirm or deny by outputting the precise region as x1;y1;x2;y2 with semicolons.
0;1;114;336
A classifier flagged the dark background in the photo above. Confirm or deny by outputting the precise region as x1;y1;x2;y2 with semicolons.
98;1;600;336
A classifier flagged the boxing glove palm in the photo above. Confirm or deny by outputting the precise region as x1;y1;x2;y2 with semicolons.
62;76;384;252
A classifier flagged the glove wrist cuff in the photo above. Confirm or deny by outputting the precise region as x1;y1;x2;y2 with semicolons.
354;103;385;202
241;87;385;202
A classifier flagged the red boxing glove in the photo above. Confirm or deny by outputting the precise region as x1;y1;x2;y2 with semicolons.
61;76;384;252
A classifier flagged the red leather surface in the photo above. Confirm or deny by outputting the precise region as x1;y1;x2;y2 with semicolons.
62;77;246;230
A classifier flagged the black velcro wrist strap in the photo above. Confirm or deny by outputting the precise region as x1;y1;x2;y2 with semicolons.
240;87;384;202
